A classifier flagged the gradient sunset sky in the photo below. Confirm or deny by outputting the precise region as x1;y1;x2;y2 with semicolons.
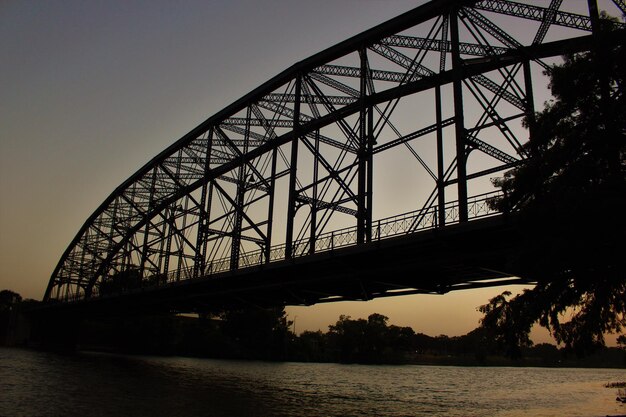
2;0;619;341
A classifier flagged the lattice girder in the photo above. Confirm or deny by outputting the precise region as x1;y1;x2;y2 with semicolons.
45;0;624;302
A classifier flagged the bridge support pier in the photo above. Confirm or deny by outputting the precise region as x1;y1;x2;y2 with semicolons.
28;309;82;353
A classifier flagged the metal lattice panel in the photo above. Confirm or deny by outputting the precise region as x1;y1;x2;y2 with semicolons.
45;0;625;303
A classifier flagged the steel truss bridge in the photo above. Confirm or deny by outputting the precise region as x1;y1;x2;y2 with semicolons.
44;0;626;312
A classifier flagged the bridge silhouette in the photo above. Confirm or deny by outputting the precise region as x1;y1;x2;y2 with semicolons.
43;0;625;314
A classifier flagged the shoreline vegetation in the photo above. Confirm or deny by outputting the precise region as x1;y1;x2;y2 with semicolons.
2;291;624;368
74;312;625;368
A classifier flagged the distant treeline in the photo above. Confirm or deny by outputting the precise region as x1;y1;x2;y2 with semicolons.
2;291;624;367
78;309;625;368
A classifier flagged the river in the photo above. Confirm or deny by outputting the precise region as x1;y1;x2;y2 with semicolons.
1;347;624;417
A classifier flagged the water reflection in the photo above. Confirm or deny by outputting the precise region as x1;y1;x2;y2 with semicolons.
1;348;624;417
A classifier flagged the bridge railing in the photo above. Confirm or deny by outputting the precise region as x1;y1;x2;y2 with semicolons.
92;191;501;297
196;191;498;278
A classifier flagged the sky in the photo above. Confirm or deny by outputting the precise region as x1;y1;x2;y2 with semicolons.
0;0;618;343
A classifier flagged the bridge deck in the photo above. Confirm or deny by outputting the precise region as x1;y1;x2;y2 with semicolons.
48;214;531;316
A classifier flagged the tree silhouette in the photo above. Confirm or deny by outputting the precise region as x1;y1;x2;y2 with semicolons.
482;24;626;356
219;306;291;360
0;290;21;311
326;313;416;363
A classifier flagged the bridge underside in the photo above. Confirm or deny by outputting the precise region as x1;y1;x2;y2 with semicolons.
49;215;530;316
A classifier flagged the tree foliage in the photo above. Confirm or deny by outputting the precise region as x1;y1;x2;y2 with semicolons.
0;290;22;312
326;314;416;363
219;306;292;360
482;25;626;356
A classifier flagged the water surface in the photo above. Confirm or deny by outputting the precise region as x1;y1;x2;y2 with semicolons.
1;348;624;417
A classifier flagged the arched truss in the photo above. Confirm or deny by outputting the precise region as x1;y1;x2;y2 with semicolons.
45;0;626;302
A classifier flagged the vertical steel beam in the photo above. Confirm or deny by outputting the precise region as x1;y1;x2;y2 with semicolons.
230;109;251;270
435;86;445;227
202;132;214;275
522;61;536;154
357;49;367;244
357;48;370;244
230;174;244;270
171;147;186;282
285;76;302;259
439;15;449;73
366;103;374;243
310;130;319;254
203;182;214;267
437;15;449;228
156;215;166;282
194;129;214;278
587;0;601;32
163;205;174;279
175;196;189;281
138;168;158;281
450;8;468;222
265;148;277;263
78;242;87;298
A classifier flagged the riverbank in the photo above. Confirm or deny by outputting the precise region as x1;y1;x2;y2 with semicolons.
4;299;625;368
6;312;626;368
